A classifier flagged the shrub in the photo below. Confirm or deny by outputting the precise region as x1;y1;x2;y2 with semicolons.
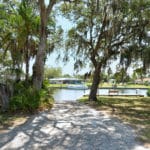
144;81;149;86
9;81;54;113
147;89;150;97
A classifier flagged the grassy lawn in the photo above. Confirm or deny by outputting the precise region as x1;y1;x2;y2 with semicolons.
79;96;150;144
48;82;150;89
48;84;67;88
125;84;150;89
99;83;150;88
86;82;150;88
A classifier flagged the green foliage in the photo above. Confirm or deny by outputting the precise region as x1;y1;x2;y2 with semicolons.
63;74;71;78
9;81;54;113
44;66;62;79
113;68;130;83
144;81;149;86
147;89;150;97
0;51;13;83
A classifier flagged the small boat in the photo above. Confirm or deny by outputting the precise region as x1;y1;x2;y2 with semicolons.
67;84;88;90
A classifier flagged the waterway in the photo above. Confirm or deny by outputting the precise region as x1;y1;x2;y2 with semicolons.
53;88;148;102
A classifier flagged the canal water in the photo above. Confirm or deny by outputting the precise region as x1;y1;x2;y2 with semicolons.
53;88;148;102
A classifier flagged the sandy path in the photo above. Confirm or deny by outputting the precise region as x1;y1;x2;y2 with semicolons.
0;102;149;150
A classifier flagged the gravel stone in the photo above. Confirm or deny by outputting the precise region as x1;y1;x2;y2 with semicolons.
0;102;149;150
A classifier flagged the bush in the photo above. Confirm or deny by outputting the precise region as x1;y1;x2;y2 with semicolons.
147;89;150;97
9;81;54;113
144;81;149;86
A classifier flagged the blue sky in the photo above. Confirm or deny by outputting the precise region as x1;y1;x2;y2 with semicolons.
29;1;134;76
45;13;91;76
28;16;119;76
27;1;90;76
28;16;90;76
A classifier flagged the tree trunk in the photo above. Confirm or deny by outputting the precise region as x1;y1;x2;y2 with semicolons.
25;38;29;82
89;65;101;101
15;66;22;83
25;57;29;82
32;1;47;90
32;38;46;90
32;0;56;90
0;84;11;111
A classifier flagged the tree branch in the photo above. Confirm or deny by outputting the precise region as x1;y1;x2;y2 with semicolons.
94;5;107;52
46;0;56;17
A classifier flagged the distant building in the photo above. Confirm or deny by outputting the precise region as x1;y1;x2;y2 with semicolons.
49;78;83;84
49;78;88;90
135;78;150;84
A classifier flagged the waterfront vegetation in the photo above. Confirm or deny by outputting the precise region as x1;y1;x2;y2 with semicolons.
48;83;68;88
147;89;150;96
79;96;150;143
0;81;54;130
0;0;149;110
99;83;150;89
49;82;150;89
0;1;149;147
10;81;54;113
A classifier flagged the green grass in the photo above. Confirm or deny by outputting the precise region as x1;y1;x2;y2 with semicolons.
48;84;67;88
48;82;150;89
125;84;150;89
99;83;150;88
79;96;150;144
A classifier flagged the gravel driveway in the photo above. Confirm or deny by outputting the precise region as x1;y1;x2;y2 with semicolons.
0;102;149;150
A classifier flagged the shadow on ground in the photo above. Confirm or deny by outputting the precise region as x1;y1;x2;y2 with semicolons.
0;102;148;150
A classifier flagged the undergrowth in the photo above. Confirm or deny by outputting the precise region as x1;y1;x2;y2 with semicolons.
9;80;54;113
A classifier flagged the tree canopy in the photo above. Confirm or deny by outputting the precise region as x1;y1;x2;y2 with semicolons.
61;0;150;100
0;0;149;107
44;66;62;79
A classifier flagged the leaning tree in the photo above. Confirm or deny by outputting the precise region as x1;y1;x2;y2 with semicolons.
62;0;150;101
32;0;56;90
32;0;66;90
